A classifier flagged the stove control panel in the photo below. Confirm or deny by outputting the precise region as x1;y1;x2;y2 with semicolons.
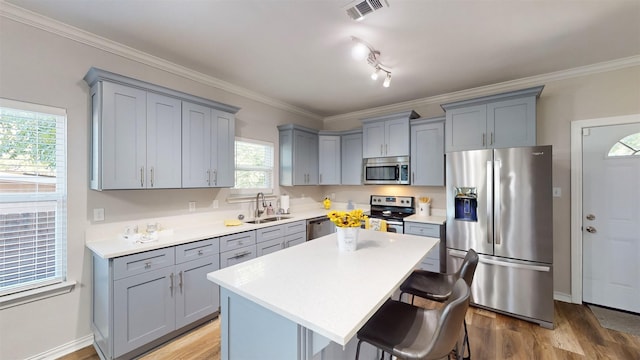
370;195;415;208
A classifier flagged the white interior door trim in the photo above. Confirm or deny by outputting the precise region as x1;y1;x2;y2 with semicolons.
570;113;640;304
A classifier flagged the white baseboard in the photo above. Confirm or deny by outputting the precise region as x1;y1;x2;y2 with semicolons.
554;291;573;303
25;334;93;360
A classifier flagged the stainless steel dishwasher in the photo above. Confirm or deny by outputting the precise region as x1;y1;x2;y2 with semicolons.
306;215;336;240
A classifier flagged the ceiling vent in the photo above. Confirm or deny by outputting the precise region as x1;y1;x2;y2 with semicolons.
344;0;389;21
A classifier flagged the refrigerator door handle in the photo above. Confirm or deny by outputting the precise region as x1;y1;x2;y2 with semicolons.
486;160;493;245
494;160;501;245
480;257;551;272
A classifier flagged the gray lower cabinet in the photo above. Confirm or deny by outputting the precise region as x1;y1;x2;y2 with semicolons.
93;239;220;359
404;222;446;273
256;220;307;256
219;231;257;267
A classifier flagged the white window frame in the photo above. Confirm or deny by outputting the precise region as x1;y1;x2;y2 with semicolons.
230;137;275;198
0;98;74;308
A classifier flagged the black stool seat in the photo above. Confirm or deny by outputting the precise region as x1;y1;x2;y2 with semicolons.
399;270;457;302
356;279;470;360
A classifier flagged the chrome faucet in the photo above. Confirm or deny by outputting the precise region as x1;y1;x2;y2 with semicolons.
255;192;267;219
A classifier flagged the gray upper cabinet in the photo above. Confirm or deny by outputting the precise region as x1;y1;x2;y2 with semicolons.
341;130;363;185
361;110;419;158
410;117;445;186
84;67;239;190
89;82;182;190
278;124;319;186
441;86;543;152
182;102;235;188
318;134;341;185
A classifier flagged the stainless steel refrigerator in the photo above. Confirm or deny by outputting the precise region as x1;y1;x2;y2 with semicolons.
446;145;554;328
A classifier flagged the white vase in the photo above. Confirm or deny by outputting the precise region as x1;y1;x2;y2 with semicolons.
337;227;359;252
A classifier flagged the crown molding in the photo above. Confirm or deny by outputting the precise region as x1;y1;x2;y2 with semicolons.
0;1;323;121
324;55;640;123
2;1;638;124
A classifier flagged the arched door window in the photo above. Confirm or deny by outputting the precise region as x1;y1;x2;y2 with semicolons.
607;132;640;157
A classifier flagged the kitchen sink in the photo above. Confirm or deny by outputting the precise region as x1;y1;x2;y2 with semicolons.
245;216;292;224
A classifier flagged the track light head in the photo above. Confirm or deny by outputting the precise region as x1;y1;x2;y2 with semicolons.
383;72;392;88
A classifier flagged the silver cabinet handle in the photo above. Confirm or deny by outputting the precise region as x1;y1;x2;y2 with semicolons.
179;271;183;294
380;144;383;156
198;249;204;256
482;133;486;146
206;169;211;185
144;261;151;269
232;251;251;259
412;172;415;183
490;132;494;145
169;273;174;296
213;169;217;186
150;167;154;187
319;173;322;183
386;144;388;155
140;167;145;187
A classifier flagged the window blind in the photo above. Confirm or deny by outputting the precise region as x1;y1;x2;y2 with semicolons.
0;99;67;296
234;138;274;190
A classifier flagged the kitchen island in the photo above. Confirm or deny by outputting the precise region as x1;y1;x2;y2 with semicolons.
207;229;439;360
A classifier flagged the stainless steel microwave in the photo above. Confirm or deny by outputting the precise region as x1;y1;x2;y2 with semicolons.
363;156;410;185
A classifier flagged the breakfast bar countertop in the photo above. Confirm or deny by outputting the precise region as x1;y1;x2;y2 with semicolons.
206;229;438;346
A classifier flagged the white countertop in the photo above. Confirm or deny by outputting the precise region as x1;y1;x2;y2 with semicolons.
86;208;332;259
404;214;446;225
206;230;438;346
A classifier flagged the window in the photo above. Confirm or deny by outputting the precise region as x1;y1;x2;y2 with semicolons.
0;99;67;297
233;138;274;194
607;132;640;157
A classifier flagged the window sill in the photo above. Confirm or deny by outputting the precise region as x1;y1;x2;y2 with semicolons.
0;280;76;310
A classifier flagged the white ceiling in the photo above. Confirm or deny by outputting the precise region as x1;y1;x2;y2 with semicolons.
5;0;640;117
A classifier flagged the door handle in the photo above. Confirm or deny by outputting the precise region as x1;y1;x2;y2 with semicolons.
179;271;183;294
586;214;595;221
169;273;174;297
150;167;154;187
586;226;597;233
140;167;145;187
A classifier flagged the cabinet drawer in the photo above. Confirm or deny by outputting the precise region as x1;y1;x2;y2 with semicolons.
256;225;284;243
113;247;175;280
256;238;283;257
284;220;306;235
284;233;305;248
175;238;220;264
420;258;440;272
220;245;256;268
220;231;256;252
404;222;440;238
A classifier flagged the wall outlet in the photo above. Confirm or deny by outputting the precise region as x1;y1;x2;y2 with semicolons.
330;193;336;200
189;201;196;212
212;200;219;209
553;187;561;198
93;208;105;221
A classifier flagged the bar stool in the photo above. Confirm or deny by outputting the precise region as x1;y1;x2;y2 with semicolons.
399;249;479;359
355;279;470;360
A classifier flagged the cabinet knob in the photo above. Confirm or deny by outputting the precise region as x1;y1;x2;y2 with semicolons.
144;261;151;269
198;249;204;255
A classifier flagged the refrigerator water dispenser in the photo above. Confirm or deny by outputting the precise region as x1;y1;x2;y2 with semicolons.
454;187;477;222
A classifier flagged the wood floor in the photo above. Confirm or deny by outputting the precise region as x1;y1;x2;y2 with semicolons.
60;301;640;360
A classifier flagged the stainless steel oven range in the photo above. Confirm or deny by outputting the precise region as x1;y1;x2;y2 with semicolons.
368;195;415;233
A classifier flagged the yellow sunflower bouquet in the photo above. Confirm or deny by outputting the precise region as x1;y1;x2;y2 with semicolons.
327;209;368;228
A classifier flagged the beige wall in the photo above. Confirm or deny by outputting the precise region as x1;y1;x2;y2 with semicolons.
1;12;639;360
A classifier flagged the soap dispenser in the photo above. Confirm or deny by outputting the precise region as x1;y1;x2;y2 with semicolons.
267;202;274;215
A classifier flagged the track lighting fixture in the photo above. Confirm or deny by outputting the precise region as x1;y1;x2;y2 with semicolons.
351;36;392;88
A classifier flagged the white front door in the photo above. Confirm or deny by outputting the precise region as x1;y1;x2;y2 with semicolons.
582;123;640;313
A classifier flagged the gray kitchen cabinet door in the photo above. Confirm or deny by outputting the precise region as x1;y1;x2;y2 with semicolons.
411;119;445;186
146;92;182;188
341;131;363;185
99;82;147;189
385;117;411;157
113;267;175;357
182;101;212;188
212;109;235;187
175;256;220;329
445;104;487;152
362;120;386;158
487;96;536;149
318;135;341;185
182;102;235;188
293;129;319;185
